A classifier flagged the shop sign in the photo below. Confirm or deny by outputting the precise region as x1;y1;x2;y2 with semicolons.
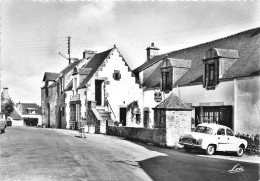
154;92;162;102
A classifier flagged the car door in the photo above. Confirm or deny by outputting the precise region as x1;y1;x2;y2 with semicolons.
225;128;237;151
216;128;227;151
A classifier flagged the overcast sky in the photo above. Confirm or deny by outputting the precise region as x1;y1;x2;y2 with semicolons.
1;0;260;104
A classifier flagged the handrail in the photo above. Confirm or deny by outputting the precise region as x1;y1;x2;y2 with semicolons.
106;99;116;120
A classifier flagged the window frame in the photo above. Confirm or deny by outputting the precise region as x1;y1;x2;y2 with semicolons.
161;67;172;93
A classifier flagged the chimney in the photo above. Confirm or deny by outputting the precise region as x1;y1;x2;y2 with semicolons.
2;87;11;104
146;43;159;61
83;50;96;59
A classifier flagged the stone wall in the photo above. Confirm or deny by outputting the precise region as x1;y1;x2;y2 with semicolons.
166;111;192;147
107;126;166;146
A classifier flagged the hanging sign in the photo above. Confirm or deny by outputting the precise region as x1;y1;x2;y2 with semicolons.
154;92;162;103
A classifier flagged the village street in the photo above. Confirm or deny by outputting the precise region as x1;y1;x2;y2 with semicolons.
0;127;259;181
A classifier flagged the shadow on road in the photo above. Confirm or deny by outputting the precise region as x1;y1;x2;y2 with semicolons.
125;140;259;181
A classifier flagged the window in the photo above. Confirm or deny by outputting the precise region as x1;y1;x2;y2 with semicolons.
136;114;141;124
45;81;49;97
62;107;65;116
217;128;225;135
203;60;219;90
226;129;233;136
161;67;172;93
194;126;213;135
113;70;121;81
60;78;63;94
57;83;60;95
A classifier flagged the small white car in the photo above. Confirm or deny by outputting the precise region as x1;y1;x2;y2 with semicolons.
179;123;247;157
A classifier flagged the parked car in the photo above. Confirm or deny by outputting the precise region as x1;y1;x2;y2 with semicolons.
179;123;247;157
6;118;12;127
0;113;7;134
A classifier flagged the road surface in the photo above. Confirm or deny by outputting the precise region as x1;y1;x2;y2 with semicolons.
0;127;259;181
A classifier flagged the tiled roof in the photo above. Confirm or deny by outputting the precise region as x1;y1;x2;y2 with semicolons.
9;109;23;120
60;59;81;76
154;93;192;110
43;72;61;81
19;103;42;115
78;48;114;89
140;27;260;89
133;54;167;74
65;79;73;91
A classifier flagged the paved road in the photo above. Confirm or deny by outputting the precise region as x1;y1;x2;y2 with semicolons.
0;127;259;181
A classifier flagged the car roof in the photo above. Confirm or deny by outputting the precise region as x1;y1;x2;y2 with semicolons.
197;123;231;130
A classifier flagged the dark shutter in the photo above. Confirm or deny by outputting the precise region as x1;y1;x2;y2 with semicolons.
168;67;173;90
205;64;210;88
203;63;206;88
215;61;219;85
118;72;121;80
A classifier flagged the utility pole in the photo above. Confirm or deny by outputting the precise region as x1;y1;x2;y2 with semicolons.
67;36;71;65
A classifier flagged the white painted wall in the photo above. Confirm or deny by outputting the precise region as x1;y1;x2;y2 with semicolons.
143;81;234;128
84;49;143;126
234;76;260;134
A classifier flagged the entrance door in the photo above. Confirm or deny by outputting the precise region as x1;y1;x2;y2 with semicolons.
70;104;76;129
58;107;62;129
47;103;50;128
95;80;103;106
120;108;126;126
143;110;149;128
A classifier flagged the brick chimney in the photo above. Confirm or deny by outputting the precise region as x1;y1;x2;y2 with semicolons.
83;50;96;59
146;43;159;61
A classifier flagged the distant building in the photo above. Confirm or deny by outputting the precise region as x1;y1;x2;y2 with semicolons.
16;102;42;126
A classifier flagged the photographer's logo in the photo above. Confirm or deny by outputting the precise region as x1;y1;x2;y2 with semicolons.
228;164;244;173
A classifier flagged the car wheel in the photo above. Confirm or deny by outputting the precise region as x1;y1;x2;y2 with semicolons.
236;145;244;157
184;146;193;152
206;145;215;155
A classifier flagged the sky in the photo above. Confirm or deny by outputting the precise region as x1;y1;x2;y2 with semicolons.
1;0;260;105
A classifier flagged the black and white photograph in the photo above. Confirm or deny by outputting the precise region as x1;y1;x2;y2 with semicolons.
0;0;259;180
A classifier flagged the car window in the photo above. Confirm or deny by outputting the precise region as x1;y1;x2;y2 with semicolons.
217;128;225;135
194;126;213;135
226;129;233;136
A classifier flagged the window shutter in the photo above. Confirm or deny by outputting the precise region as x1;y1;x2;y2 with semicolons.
203;64;206;88
161;72;166;91
205;64;210;88
214;61;219;86
168;67;173;90
112;72;115;79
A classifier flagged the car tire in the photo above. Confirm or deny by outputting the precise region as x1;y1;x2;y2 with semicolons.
236;145;244;157
184;146;193;153
206;144;215;155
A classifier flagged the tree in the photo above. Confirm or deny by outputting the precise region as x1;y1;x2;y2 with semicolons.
1;99;14;117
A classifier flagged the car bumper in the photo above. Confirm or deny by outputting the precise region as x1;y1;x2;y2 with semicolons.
179;142;202;148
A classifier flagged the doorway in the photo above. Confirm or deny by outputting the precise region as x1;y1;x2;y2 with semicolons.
120;107;127;126
47;103;50;128
95;80;104;106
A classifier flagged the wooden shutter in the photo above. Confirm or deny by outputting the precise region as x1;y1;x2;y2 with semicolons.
214;61;219;86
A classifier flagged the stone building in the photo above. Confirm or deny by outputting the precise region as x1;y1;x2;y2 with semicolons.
133;27;260;135
41;46;143;131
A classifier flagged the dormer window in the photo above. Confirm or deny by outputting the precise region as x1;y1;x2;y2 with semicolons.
161;57;191;93
113;70;121;81
204;61;219;90
161;67;172;93
202;48;238;90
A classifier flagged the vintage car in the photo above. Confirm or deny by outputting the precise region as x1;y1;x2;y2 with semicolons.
179;123;247;157
0;112;7;134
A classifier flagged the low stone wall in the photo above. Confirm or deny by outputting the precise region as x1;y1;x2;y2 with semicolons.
107;126;166;146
